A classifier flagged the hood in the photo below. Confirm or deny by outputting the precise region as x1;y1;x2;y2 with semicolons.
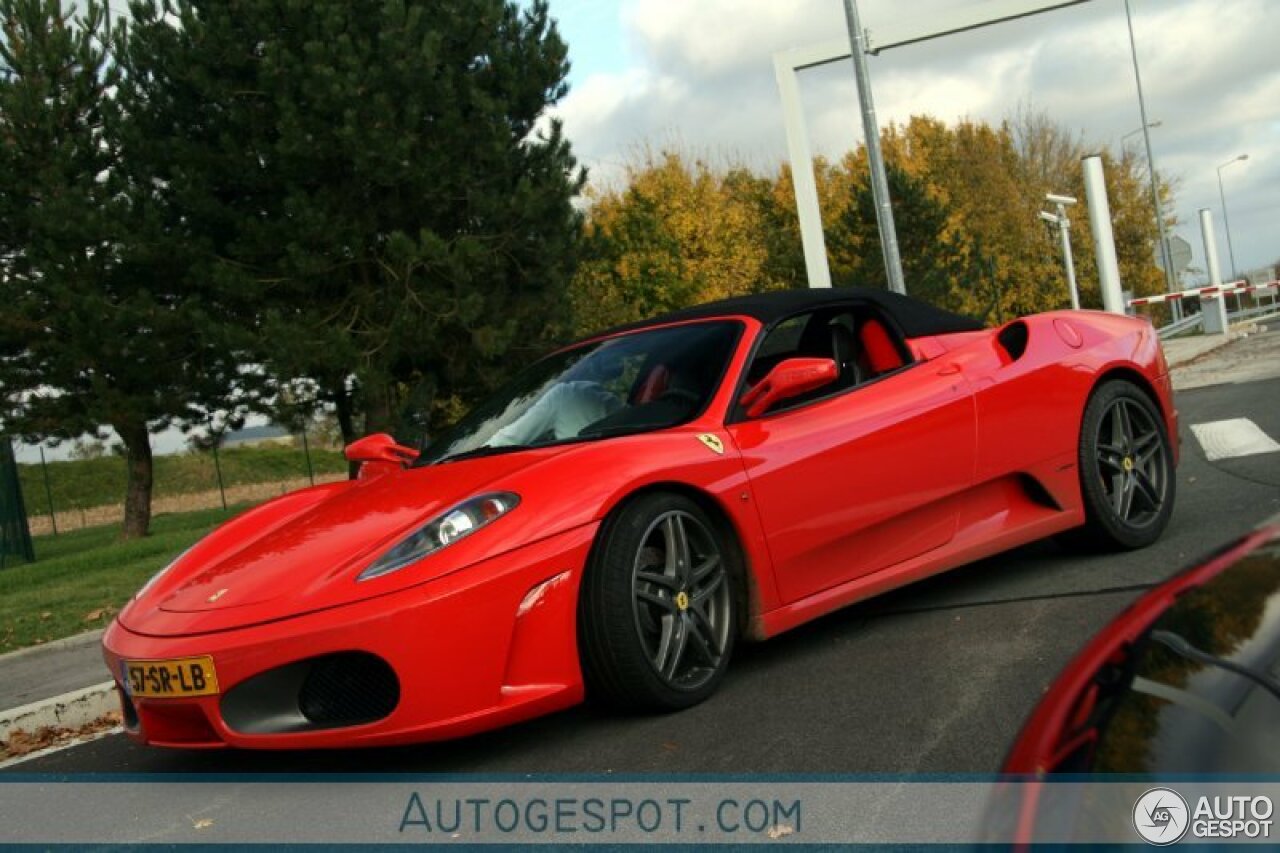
1002;521;1280;775
120;446;572;636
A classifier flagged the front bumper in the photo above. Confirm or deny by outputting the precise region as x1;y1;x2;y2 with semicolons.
102;522;597;749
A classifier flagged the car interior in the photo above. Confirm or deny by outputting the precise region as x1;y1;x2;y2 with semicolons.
740;305;914;415
579;306;915;433
576;323;740;438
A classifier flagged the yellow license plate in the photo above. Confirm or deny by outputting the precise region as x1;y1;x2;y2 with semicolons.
122;655;219;698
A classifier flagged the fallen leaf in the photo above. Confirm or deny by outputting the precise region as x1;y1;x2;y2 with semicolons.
192;818;214;830
767;824;795;840
0;711;122;760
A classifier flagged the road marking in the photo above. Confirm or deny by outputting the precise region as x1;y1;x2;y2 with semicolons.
1190;418;1280;461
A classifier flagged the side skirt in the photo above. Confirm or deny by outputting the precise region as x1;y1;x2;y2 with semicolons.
757;478;1084;638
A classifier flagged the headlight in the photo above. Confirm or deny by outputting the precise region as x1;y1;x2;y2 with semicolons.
357;492;520;581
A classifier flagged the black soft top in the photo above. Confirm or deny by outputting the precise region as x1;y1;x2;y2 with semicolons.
592;287;985;341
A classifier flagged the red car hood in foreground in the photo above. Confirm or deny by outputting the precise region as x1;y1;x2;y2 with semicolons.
119;447;572;637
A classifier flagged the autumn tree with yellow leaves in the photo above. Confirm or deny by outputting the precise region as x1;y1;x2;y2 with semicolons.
569;151;784;336
571;112;1174;332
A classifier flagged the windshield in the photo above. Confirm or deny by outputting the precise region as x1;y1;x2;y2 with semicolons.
417;321;742;465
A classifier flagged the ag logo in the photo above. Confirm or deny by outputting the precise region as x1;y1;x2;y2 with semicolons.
1134;788;1190;845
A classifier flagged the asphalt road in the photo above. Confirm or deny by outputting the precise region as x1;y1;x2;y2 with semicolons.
9;343;1280;775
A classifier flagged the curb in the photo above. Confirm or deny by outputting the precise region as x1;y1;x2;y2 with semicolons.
1165;331;1244;369
0;629;104;665
0;681;118;744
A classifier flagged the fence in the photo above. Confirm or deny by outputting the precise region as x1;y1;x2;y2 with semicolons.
1126;279;1280;339
18;439;349;538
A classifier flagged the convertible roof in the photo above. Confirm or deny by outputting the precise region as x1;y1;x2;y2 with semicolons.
596;287;986;340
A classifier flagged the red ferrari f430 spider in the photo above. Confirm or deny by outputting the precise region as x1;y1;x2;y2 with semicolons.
103;288;1178;748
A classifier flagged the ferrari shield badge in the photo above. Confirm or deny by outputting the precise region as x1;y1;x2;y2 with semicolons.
697;433;724;455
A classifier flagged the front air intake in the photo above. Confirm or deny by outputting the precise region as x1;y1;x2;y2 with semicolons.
298;652;400;725
221;651;400;734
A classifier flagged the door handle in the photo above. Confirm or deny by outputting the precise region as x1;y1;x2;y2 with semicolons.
937;362;961;376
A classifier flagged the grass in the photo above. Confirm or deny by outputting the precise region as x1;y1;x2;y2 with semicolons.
18;444;347;512
0;505;245;654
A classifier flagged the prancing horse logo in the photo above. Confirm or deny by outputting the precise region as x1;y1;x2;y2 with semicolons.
697;434;724;455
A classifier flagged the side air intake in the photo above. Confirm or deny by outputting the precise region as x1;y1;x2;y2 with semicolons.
997;321;1029;361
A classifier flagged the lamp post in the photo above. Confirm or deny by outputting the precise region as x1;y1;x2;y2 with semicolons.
1216;154;1248;280
1123;0;1176;301
1121;120;1162;148
1040;193;1080;311
840;0;905;294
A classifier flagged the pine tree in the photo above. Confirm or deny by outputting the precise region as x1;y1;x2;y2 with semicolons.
120;0;585;445
0;0;244;537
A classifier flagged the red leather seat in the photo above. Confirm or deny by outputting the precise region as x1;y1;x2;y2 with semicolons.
859;318;905;375
632;364;670;404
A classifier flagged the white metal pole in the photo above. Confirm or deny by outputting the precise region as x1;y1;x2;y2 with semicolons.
1199;208;1222;288
1056;204;1080;310
1082;155;1125;315
1199;207;1229;334
840;0;906;294
773;54;833;289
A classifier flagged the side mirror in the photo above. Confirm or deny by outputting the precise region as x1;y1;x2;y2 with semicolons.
740;357;838;418
344;433;420;466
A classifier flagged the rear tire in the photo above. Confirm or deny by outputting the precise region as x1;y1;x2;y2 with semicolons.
1071;379;1175;550
578;492;739;712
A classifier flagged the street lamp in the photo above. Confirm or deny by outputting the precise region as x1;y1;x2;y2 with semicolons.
1123;0;1176;301
1040;193;1080;311
1216;153;1248;280
1121;120;1162;148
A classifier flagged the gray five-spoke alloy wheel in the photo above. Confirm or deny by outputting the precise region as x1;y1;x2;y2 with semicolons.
1074;379;1175;550
1093;395;1169;529
579;492;740;711
630;510;732;690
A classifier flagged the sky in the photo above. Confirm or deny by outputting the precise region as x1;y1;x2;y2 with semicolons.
547;0;1277;282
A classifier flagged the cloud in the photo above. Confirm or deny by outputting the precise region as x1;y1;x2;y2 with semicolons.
554;0;1280;276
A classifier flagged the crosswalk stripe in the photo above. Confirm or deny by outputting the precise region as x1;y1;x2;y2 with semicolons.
1190;418;1280;462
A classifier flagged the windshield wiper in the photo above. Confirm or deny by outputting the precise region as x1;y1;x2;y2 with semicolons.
432;444;531;466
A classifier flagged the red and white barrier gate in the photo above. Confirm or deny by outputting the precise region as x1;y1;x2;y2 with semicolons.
1127;279;1280;308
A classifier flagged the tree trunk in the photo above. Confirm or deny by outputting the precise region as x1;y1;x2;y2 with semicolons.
333;389;360;480
362;381;393;436
117;420;154;539
333;390;357;445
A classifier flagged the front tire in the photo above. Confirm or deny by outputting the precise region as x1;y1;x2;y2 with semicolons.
579;492;738;711
1073;379;1175;550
